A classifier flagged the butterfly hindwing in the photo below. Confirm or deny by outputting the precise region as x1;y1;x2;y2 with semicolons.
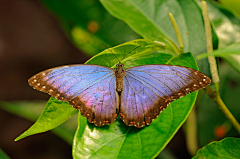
120;65;211;128
28;65;119;126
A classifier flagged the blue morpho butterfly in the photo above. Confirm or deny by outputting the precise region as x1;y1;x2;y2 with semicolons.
28;46;211;128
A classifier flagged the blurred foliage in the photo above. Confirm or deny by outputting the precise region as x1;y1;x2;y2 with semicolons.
0;100;77;144
0;148;10;159
197;62;240;147
40;0;141;56
156;148;177;159
219;0;240;18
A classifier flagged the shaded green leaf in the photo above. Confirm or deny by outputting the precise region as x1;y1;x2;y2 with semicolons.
15;97;78;141
221;54;240;73
193;137;240;159
156;148;177;159
72;40;199;159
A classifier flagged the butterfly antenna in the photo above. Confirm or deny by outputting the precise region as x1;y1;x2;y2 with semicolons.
121;45;141;61
102;43;120;63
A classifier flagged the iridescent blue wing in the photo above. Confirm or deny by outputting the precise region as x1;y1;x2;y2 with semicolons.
121;65;211;128
28;65;119;126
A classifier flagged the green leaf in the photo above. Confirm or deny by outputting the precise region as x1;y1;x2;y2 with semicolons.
0;100;78;144
86;39;177;67
197;42;240;59
72;39;199;159
100;0;208;56
196;42;240;73
0;149;10;159
15;97;78;141
193;137;240;159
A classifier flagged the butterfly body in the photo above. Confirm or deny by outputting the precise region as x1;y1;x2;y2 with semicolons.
29;63;211;128
115;62;125;92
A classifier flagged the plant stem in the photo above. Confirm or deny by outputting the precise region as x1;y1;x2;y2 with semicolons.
214;95;240;133
186;105;198;156
168;12;184;53
202;0;240;134
202;1;220;84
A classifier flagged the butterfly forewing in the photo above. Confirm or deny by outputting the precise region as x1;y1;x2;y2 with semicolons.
28;65;119;126
120;65;211;128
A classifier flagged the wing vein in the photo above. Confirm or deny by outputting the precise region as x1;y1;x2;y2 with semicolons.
126;72;165;97
125;76;155;105
69;73;113;97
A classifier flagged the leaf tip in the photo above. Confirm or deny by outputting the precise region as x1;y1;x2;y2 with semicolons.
14;136;23;142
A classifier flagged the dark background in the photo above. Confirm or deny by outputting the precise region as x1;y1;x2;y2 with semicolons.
0;0;87;158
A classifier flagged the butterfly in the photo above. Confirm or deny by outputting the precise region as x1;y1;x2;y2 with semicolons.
28;58;211;128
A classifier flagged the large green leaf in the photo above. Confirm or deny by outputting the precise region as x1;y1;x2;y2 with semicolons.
100;0;207;56
193;137;240;159
15;97;78;141
72;39;199;159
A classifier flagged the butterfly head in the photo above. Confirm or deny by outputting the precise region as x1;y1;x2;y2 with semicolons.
116;62;124;74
